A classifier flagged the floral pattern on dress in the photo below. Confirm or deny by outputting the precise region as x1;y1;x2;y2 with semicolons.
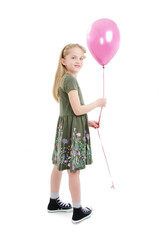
52;123;92;172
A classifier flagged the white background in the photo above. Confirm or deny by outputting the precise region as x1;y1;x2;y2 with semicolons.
0;0;159;239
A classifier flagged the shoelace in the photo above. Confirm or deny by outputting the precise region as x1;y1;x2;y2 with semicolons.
56;198;70;208
82;207;91;213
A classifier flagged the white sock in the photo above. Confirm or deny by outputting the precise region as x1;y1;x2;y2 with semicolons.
50;192;59;199
72;201;81;208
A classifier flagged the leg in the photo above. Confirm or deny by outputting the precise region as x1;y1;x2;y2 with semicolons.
50;165;62;193
67;170;93;223
67;170;81;202
48;166;72;212
48;165;72;212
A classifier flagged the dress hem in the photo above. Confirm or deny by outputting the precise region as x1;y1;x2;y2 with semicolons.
52;161;93;173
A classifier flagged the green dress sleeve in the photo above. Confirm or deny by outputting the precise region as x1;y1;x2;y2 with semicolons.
63;74;78;94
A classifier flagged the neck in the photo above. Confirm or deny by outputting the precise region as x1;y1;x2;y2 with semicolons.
66;71;78;78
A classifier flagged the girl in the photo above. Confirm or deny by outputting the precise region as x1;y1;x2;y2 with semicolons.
47;43;106;223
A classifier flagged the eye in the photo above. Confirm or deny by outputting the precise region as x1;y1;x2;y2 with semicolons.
80;57;84;61
72;56;75;59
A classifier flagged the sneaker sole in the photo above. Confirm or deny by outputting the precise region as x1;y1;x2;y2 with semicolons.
47;208;73;213
72;211;93;224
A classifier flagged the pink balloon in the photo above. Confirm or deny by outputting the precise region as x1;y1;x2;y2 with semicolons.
86;18;120;66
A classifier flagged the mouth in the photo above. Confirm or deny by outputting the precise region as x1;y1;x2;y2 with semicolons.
74;65;81;68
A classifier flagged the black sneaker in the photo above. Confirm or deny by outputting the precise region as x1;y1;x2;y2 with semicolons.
72;206;93;223
47;197;72;213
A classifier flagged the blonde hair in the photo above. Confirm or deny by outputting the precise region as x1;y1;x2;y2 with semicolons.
52;43;86;102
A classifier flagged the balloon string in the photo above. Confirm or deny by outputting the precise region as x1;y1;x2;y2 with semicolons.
98;66;104;124
97;66;115;189
97;128;115;189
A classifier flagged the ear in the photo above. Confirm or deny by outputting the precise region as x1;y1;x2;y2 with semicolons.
61;58;66;66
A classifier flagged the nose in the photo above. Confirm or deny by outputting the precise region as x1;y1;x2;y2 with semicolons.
76;58;83;64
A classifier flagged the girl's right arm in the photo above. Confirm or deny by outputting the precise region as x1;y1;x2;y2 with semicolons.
68;90;106;116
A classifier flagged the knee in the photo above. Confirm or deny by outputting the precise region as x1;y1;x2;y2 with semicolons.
67;170;80;176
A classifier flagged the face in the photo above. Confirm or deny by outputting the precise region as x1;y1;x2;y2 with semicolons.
61;47;85;77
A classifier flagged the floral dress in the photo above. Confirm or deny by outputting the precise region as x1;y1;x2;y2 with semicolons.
52;73;93;172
